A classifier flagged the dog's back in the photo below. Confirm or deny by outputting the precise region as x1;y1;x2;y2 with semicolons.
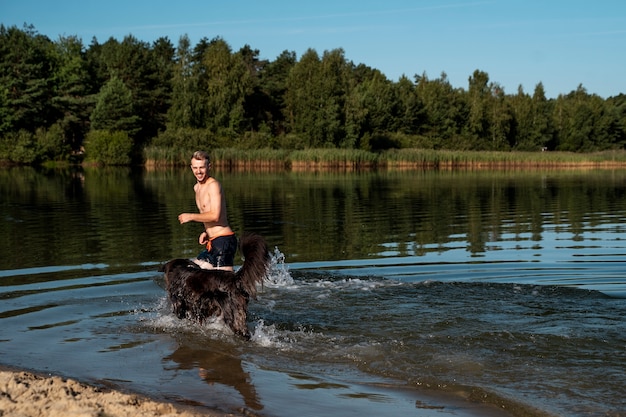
160;233;270;339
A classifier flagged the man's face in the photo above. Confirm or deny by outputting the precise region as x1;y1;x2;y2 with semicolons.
190;158;209;182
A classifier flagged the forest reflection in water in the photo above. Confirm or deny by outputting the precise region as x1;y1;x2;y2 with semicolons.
2;167;625;263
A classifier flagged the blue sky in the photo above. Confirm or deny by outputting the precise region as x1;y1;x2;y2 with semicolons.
2;0;625;98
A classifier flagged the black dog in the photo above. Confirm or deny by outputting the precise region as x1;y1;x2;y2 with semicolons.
160;233;270;339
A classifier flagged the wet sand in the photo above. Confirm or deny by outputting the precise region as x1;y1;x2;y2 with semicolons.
0;366;518;417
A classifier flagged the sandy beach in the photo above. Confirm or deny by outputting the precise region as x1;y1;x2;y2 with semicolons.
0;368;236;417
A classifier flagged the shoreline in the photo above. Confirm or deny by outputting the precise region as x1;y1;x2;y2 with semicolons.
145;159;626;171
0;365;524;417
5;148;623;171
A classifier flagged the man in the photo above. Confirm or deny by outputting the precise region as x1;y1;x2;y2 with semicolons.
178;151;236;271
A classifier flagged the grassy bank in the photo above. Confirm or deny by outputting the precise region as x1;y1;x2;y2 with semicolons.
143;146;626;170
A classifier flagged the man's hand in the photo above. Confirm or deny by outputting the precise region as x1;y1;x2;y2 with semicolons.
178;213;193;224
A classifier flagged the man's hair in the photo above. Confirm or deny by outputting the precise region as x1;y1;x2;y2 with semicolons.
191;151;210;166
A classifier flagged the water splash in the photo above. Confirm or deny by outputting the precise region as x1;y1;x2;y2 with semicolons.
140;296;234;337
250;319;319;351
250;319;287;347
265;246;294;287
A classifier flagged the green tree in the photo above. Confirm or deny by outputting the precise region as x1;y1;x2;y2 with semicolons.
284;48;321;144
344;65;399;150
553;85;620;152
344;64;375;149
0;24;57;134
52;35;94;151
510;83;553;151
529;83;553;149
465;69;491;148
148;36;175;135
487;83;513;150
88;35;171;146
1;130;38;163
318;48;349;147
415;72;467;148
394;75;425;136
606;93;626;149
90;76;140;135
201;37;252;137
167;35;203;129
35;123;71;161
257;50;296;136
285;48;349;147
84;129;133;165
239;44;268;133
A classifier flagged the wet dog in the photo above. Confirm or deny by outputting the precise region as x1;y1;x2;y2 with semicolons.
160;233;270;339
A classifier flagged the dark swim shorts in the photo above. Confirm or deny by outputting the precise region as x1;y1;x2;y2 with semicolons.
197;233;238;268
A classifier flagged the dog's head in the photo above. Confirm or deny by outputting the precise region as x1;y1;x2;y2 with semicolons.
160;258;201;319
160;258;200;286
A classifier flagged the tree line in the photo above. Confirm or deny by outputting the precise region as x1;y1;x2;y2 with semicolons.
1;24;625;165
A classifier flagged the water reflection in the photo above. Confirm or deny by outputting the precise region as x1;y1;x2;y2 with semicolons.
219;169;626;267
1;166;625;290
163;343;261;411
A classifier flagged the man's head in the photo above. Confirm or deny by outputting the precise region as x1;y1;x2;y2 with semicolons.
191;150;210;166
190;151;211;182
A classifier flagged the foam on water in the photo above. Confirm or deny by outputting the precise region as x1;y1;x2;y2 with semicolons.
139;294;236;339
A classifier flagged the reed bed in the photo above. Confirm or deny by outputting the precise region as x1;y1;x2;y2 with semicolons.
380;149;626;168
211;148;291;169
289;148;378;170
143;146;626;170
143;146;193;166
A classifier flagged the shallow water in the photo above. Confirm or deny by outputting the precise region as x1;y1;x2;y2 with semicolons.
1;167;625;416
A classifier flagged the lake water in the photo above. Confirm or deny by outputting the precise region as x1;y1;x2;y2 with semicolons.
1;166;625;417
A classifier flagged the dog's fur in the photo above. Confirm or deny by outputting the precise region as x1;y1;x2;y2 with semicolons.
160;233;270;339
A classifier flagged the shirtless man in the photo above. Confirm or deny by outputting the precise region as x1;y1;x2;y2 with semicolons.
178;151;236;271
